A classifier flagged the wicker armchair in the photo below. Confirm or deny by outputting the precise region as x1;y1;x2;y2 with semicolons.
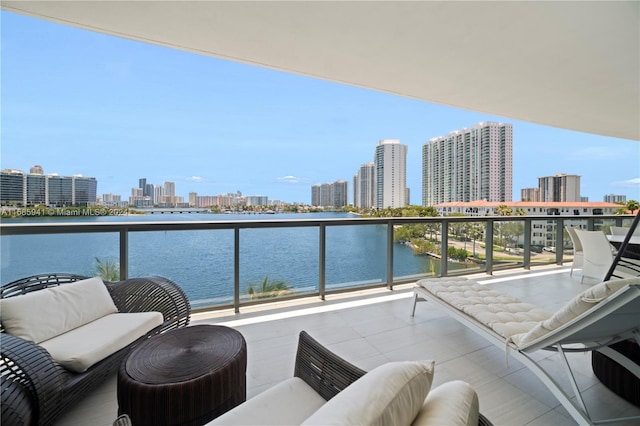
1;273;191;426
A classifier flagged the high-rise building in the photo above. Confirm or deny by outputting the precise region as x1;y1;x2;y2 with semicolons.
311;180;348;207
538;173;580;202
374;139;407;209
319;183;332;207
603;194;626;203
422;122;513;206
332;180;348;207
311;185;321;206
354;162;374;208
521;187;540;202
164;181;175;197
0;169;97;206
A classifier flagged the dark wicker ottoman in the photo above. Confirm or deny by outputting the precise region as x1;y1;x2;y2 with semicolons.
117;325;247;426
592;339;640;407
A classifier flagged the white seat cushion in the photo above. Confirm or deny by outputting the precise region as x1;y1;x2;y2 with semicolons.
0;277;118;343
40;311;163;373
419;279;552;338
411;381;479;426
302;360;434;426
206;377;326;425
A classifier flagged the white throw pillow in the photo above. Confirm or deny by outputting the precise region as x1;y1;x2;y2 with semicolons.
302;360;434;426
0;277;118;343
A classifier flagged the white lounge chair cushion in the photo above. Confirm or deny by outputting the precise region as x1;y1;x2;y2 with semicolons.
207;377;327;425
0;277;118;343
39;311;163;373
510;277;638;348
419;279;552;338
302;360;434;426
411;380;479;426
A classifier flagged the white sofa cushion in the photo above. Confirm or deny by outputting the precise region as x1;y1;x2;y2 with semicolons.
510;277;636;348
39;311;163;373
0;277;118;343
302;360;434;426
411;380;479;426
207;377;327;425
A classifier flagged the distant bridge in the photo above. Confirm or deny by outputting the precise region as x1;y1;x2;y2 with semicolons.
140;208;211;214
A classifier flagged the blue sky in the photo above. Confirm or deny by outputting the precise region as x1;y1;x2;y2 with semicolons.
2;11;639;205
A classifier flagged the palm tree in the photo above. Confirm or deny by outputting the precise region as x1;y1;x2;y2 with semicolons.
248;276;292;300
495;204;513;216
94;257;119;281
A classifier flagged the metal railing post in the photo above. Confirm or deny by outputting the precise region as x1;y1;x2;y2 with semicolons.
485;220;494;275
234;227;240;313
440;220;448;277
523;218;531;269
319;224;326;300
386;220;394;289
119;229;128;280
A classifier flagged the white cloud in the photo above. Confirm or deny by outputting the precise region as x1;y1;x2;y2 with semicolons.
276;175;311;184
611;177;640;188
569;146;623;161
187;176;205;183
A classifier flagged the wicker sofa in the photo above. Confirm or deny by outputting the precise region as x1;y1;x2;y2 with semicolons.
0;273;191;426
207;331;492;426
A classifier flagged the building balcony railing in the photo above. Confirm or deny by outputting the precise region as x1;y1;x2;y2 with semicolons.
1;214;635;313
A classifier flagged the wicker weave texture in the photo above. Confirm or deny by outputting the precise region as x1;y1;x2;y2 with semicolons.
293;331;493;426
118;325;247;426
1;273;191;426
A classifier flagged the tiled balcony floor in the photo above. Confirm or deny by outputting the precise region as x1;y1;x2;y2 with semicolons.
57;265;640;425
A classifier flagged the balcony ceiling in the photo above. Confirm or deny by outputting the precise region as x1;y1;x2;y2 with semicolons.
3;1;639;141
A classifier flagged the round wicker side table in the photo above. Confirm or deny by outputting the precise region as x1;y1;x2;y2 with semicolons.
117;325;247;426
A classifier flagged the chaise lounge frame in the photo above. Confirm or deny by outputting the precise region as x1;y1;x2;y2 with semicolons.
1;273;191;426
411;279;640;426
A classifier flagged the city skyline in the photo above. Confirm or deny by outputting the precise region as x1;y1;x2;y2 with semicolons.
2;11;639;205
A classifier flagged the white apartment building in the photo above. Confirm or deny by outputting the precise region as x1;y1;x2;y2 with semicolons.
374;139;407;209
422;122;513;206
436;200;622;248
353;162;374;209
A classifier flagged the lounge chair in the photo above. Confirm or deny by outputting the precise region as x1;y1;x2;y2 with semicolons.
574;229;615;283
411;276;640;425
565;226;584;276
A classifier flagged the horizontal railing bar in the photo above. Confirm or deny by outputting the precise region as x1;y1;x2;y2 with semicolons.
1;214;631;235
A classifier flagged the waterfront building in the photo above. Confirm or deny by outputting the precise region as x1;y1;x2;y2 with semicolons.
538;173;581;202
332;180;348;208
0;168;97;207
311;185;320;206
154;185;165;205
354;162;374;209
319;183;332;207
101;193;125;207
246;196;269;206
374;139;407;209
422;122;513;206
311;180;348;207
189;192;197;207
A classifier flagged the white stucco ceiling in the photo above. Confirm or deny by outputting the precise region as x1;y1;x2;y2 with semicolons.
3;1;639;141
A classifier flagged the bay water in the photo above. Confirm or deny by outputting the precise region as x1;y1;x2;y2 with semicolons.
1;212;435;307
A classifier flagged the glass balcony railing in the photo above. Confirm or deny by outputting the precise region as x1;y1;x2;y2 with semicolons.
1;214;635;312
